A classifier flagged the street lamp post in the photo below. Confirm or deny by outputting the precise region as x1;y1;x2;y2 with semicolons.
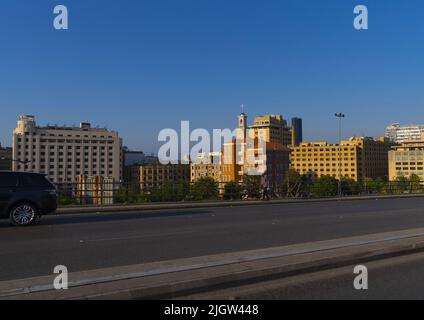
335;113;345;198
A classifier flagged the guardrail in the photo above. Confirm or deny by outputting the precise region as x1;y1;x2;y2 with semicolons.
54;180;424;206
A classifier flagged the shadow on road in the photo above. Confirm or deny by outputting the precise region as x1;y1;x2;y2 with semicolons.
0;209;214;228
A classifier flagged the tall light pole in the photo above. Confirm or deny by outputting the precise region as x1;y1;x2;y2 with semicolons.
335;113;345;198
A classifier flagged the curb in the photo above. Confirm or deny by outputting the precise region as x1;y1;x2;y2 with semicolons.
3;228;424;300
55;194;424;215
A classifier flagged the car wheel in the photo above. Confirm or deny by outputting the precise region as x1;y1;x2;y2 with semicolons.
9;203;37;226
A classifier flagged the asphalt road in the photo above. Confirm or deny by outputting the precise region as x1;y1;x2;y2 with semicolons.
205;252;424;300
2;197;424;282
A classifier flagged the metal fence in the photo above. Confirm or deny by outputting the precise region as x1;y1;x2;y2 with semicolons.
54;180;424;207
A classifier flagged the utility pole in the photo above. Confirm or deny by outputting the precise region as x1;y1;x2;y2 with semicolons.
335;113;345;198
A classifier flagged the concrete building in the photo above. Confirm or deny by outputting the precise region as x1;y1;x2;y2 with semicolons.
290;137;394;181
76;175;115;205
123;148;159;167
291;117;303;146
249;115;292;146
190;153;222;183
388;134;424;182
261;143;291;187
221;141;243;184
385;123;424;144
0;144;12;171
12;115;123;183
124;163;190;191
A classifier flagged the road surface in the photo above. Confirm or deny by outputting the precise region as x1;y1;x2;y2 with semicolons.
1;197;424;282
195;252;424;300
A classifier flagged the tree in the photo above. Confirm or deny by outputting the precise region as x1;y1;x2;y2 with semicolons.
362;177;374;194
279;170;309;198
223;182;242;200
190;177;219;201
311;175;338;197
342;178;361;195
149;181;190;202
242;175;261;199
114;185;147;204
393;175;410;194
372;177;387;193
409;174;422;193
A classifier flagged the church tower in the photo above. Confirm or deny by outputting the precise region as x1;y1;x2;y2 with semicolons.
238;104;248;140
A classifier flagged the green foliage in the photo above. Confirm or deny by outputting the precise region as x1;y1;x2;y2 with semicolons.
149;181;190;202
190;177;219;201
242;175;262;199
57;195;78;206
223;182;242;200
311;175;338;197
341;178;361;195
279;170;309;198
392;174;411;193
114;185;148;204
362;177;388;194
409;174;422;193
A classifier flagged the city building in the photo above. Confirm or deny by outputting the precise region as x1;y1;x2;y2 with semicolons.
123;147;159;166
262;143;291;187
291;117;303;146
190;152;222;183
385;123;424;144
290;137;394;181
221;140;243;184
123;148;145;166
12;115;123;183
76;175;115;205
249;115;292;146
388;133;424;182
0;143;12;171
124;163;190;191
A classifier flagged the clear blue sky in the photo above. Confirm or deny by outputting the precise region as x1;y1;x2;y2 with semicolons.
1;0;423;153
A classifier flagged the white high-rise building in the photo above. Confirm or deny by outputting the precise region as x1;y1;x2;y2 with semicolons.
12;115;123;183
385;123;424;144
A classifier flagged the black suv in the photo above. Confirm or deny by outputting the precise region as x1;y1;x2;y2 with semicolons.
0;171;57;226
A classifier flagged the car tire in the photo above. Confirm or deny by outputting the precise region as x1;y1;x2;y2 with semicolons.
9;203;38;227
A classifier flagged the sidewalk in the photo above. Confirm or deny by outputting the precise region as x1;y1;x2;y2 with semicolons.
3;227;424;300
56;193;424;215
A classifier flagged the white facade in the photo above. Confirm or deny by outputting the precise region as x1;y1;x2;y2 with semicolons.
12;115;123;183
385;123;424;144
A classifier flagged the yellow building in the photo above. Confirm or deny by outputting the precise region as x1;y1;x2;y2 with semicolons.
124;163;190;191
221;141;243;183
249;115;292;146
389;135;424;182
290;137;393;181
76;175;115;205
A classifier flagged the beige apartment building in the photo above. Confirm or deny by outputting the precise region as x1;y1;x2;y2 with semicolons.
190;152;222;183
12;115;123;183
388;134;424;182
249;115;292;146
76;175;115;205
124;163;190;191
290;137;393;181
